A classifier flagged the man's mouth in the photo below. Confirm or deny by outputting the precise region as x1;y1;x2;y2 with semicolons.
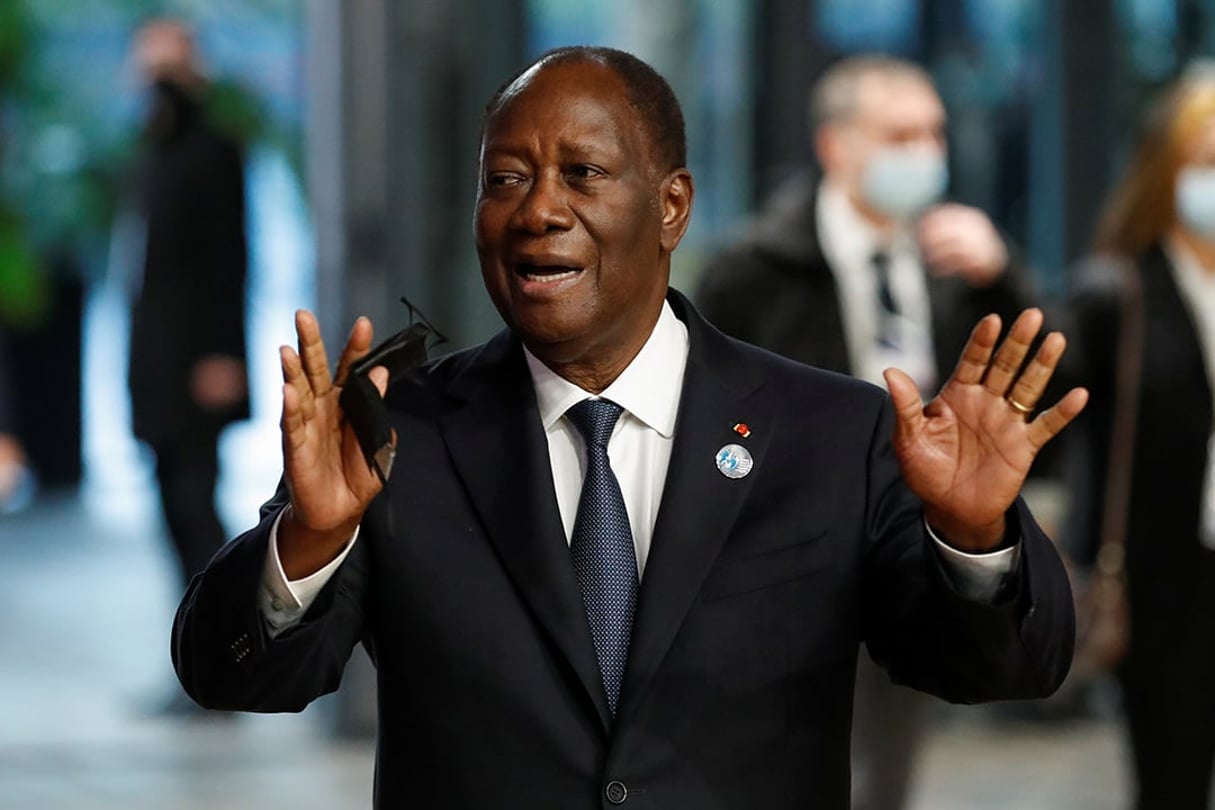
515;264;583;283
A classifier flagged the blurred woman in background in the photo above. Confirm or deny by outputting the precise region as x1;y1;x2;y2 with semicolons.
1070;73;1215;809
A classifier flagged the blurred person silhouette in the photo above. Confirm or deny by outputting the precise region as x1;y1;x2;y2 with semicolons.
0;327;31;511
126;17;248;713
1068;72;1215;810
171;47;1084;808
696;54;1038;810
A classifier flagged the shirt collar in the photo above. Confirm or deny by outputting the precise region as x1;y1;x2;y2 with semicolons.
524;299;689;438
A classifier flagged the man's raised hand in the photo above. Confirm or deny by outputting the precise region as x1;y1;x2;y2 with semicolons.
278;310;391;579
882;309;1088;552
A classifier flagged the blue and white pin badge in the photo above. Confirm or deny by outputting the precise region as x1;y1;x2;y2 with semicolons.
715;443;753;479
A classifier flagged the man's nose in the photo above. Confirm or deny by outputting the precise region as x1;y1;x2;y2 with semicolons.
511;174;576;234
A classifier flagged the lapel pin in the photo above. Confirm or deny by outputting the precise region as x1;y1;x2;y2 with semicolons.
732;422;751;438
715;443;753;479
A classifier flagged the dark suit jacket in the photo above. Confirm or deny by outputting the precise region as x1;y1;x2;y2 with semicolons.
0;329;15;437
1068;245;1215;681
695;175;1034;380
173;291;1073;809
128;81;249;446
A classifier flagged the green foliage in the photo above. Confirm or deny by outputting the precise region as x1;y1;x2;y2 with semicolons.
0;0;304;327
0;1;34;93
0;212;47;329
204;78;270;148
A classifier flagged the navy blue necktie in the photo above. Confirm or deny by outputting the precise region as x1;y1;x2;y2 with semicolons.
566;398;638;716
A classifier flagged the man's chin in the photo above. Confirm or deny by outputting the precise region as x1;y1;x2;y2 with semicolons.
514;324;588;363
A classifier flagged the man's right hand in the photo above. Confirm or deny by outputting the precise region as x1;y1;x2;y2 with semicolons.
277;310;391;580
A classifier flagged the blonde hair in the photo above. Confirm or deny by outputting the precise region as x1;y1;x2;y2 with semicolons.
1094;76;1215;256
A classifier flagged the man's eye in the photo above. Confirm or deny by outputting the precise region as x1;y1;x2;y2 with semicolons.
567;165;603;181
487;173;523;187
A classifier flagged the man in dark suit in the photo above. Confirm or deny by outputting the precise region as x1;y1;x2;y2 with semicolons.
173;47;1085;808
695;55;1036;809
0;328;29;509
128;18;249;590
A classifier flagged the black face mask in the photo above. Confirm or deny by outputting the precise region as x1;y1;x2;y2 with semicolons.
340;297;447;484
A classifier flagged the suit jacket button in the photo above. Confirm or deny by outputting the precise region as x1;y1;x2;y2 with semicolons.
604;780;628;805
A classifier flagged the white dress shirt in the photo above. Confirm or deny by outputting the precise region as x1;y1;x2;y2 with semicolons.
1165;237;1215;548
524;300;688;578
259;300;1016;634
816;181;938;394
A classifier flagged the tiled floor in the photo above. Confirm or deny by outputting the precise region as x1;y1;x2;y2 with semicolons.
0;487;1140;810
0;490;375;810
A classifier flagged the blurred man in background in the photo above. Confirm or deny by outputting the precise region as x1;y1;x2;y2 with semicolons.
126;17;248;716
697;54;1037;810
0;328;29;510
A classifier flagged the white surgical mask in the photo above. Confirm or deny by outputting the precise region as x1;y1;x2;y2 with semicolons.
860;146;948;221
1177;165;1215;242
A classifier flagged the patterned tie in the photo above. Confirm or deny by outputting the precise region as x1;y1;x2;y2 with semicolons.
566;398;638;717
872;249;900;348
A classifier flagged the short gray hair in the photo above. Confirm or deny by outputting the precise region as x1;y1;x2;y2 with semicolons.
808;55;935;132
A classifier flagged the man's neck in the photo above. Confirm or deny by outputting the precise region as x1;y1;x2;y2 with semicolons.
544;354;637;395
526;309;664;395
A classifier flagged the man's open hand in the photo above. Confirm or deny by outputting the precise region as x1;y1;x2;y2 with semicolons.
277;310;391;579
883;309;1088;551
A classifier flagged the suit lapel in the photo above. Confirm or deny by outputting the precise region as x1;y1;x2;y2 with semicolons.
617;294;772;724
438;332;612;732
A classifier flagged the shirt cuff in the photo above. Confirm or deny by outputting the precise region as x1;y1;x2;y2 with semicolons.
258;508;359;637
926;520;1020;603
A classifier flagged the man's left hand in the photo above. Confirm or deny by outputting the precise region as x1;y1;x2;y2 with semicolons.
918;203;1009;287
883;309;1088;552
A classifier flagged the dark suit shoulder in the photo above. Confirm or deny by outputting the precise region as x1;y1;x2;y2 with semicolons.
382;331;519;413
1069;251;1139;309
699;176;825;290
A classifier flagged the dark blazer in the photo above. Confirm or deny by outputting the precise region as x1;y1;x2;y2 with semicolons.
1068;245;1215;678
173;291;1073;809
128;81;249;446
695;175;1034;380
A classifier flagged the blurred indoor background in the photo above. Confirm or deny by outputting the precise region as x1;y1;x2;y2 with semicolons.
0;0;1206;807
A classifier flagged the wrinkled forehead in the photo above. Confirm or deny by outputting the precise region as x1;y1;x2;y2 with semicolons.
483;58;633;139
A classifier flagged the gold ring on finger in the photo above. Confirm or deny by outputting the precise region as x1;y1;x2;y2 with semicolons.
1006;396;1034;416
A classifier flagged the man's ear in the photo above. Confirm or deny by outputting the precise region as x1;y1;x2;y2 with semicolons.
659;168;694;253
813;125;838;172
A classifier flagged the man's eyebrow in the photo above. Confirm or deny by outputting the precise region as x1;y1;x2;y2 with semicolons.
480;144;528;161
557;140;624;162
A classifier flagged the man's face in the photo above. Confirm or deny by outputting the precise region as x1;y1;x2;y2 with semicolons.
133;21;195;85
820;74;947;205
474;59;690;372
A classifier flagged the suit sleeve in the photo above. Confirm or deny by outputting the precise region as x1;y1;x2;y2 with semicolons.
860;400;1076;703
171;485;368;712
